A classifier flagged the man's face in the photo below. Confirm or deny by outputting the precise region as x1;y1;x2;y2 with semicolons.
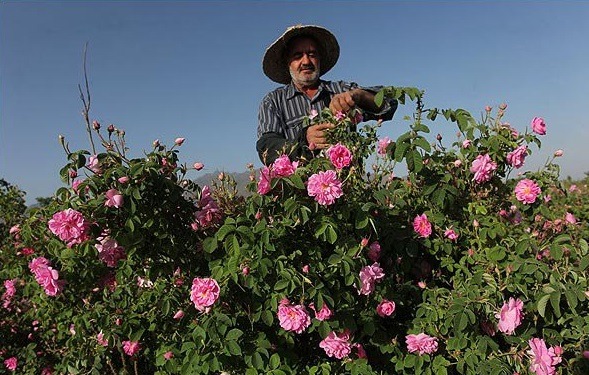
287;37;321;88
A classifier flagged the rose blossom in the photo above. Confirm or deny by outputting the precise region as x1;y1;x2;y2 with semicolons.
2;279;17;309
307;170;343;206
444;228;459;241
335;111;346;121
277;300;311;333
97;331;108;347
4;357;17;371
190;277;220;312
462;139;472;148
496;297;524;335
553;149;563;157
257;166;272;195
413;214;432;238
29;257;65;296
357;263;385;295
327;143;352;169
122;340;141;356
95;238;126;267
174;137;185;145
272;154;298;177
376;299;396;317
565;212;577;225
531;117;547;135
367;241;381;262
377;137;392;156
406;333;438;355
48;208;92;247
117;176;130;184
309;302;333;321
515;179;541;204
164;351;174;360
470;154;497;183
192;186;222;230
104;188;124;208
319;330;352;359
507;145;528;168
527;338;562;375
87;154;101;173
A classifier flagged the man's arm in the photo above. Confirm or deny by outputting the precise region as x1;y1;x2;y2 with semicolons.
330;83;397;122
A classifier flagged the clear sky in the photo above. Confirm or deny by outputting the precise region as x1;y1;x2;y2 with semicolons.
2;1;588;205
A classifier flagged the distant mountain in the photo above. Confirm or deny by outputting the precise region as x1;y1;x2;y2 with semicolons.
193;170;254;197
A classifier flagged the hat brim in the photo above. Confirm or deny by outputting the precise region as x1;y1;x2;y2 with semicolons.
263;25;340;85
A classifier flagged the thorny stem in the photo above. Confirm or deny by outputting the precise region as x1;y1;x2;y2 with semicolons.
78;42;97;155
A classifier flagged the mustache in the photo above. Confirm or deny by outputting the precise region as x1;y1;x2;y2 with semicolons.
300;63;316;71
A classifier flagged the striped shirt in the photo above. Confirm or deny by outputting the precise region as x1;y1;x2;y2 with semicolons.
257;80;396;140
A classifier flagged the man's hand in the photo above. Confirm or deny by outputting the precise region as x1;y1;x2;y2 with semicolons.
306;122;335;150
329;90;358;114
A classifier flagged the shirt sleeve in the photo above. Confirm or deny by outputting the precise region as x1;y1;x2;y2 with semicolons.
343;81;398;122
257;94;282;138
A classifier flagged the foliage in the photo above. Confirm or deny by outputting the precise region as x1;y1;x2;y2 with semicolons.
1;88;588;375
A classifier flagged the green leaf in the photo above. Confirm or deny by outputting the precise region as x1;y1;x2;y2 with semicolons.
549;292;561;317
269;353;280;370
203;237;218;253
374;90;384;107
225;328;244;341
537;294;550;318
226;340;242;356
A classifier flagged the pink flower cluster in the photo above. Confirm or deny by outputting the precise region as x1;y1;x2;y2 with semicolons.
496;297;524;335
515;179;541;204
377;137;392;156
406;333;438;355
257;154;299;194
28;257;64;296
307;170;343;206
528;338;562;375
277;299;311;333
122;340;141;356
470;154;497;184
319;330;352;359
326;143;352;169
2;279;17;310
507;145;528;168
48;208;91;248
192;186;222;230
190;277;220;312
357;263;385;295
413;214;432;238
95;238;126;267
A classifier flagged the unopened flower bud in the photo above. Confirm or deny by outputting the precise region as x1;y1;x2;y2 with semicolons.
58;134;65;145
69;170;78;178
173;310;184;320
107;124;115;133
218;172;225;181
436;133;442;141
485;106;492;112
360;238;369;247
118;129;125;136
153;139;160;147
499;103;508;110
554;149;563;157
453;159;462;167
242;267;250;275
193;162;204;171
118;176;129;184
302;265;310;273
92;120;101;130
174;137;185;146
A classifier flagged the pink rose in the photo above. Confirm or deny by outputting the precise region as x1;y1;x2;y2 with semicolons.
367;241;381;262
335;111;346;121
272;154;298;177
277;300;311;333
174;137;185;145
507;145;528;168
376;299;396;317
553;149;563;157
257;166;272;195
327;143;352;169
97;331;108;347
105;188;124;208
48;208;91;247
462;139;472;148
531;117;546;135
496;297;524;335
190;277;220;312
444;228;459;241
193;162;204;171
565;212;577;225
319;330;352;359
515;179;541;204
122;340;141;356
192;186;222;230
117;176;130;184
164;351;174;360
307;170;343;206
470;154;497;184
309;302;333;321
173;310;184;320
527;338;562;375
406;333;438;355
4;357;17;371
302;265;310;273
95;238;126;267
29;257;65;296
377;137;392;156
357;263;385;295
413;214;432;238
87;154;101;174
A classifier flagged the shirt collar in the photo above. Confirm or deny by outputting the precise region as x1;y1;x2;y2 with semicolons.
285;80;332;100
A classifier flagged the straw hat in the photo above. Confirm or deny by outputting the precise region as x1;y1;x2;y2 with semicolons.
263;24;340;84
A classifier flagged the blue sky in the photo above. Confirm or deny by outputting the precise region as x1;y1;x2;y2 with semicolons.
2;1;588;204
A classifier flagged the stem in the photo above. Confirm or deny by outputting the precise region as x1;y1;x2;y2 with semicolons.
79;42;97;155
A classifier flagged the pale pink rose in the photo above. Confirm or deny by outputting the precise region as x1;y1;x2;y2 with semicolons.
453;159;462;167
527;338;562;375
272;154;298;177
357;263;385;295
462;139;472;148
553;150;563;157
376;299;396;317
242;266;250;275
307;170;343;206
367;241;381;262
406;333;438;355
97;331;108;347
335;111;346;121
173;310;184;320
515;179;541;204
105;188;124;208
531;117;547;135
4;357;17;371
174;137;185;145
309;302;333;321
496;297;524;335
377;137;392;156
95;238;126;267
565;212;577;224
277;301;311;333
122;340;141;356
569;184;578;193
117;176;130;184
444;228;459;241
417;281;427;289
413;214;432;238
9;224;20;236
48;208;91;247
190;277;220;312
193;162;204;171
257;166;272;195
543;195;551;203
164;351;174;360
507;145;528;168
485;105;492;112
72;179;83;193
136;276;153;288
470;154;497;183
302;265;310;273
87;154;101;173
327;143;352;169
319;330;352;359
309;109;318;120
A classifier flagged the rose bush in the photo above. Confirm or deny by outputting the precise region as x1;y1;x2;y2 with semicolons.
1;86;588;375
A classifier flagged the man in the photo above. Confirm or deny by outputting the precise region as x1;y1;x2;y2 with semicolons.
257;24;397;165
